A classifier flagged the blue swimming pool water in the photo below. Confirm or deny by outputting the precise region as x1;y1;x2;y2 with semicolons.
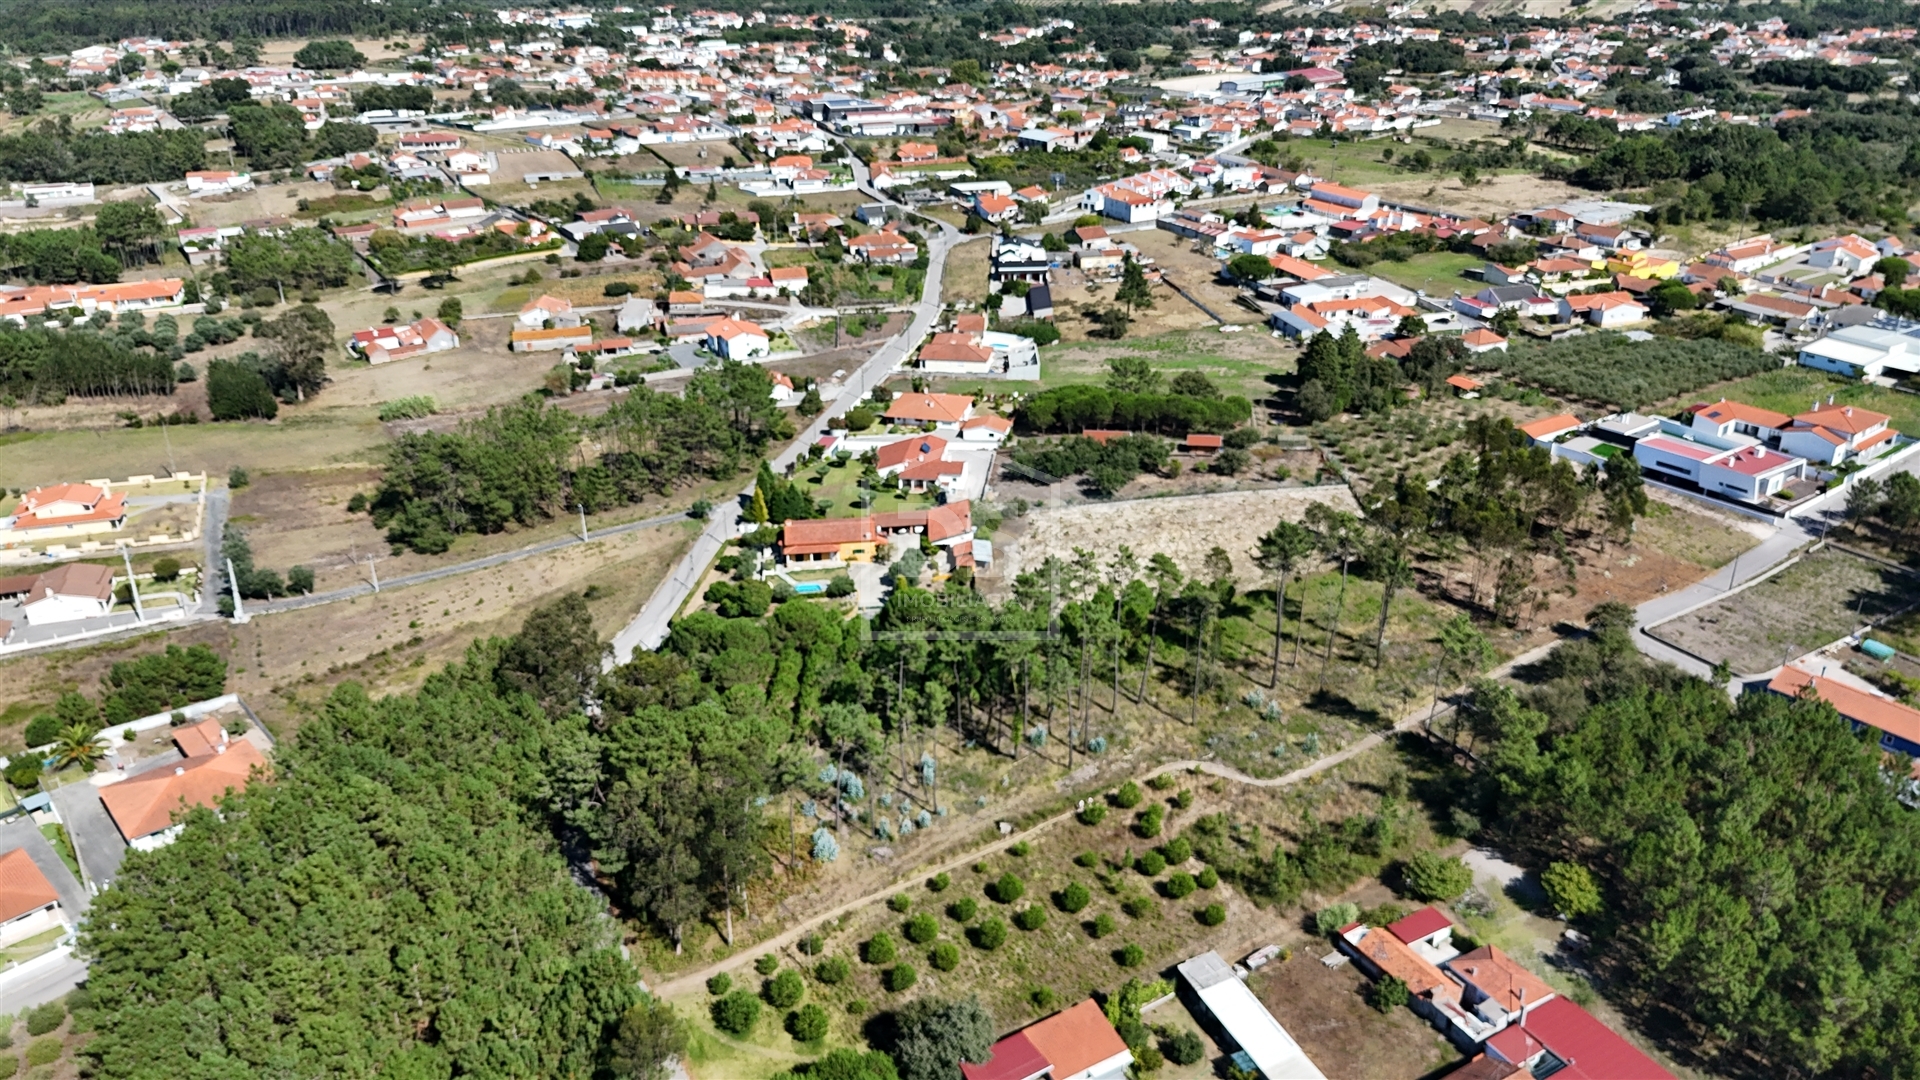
791;582;827;595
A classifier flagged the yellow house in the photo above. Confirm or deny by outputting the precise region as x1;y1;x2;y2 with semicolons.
1607;252;1680;280
780;517;879;564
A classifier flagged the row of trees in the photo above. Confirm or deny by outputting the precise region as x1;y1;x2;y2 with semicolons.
0;326;174;402
1294;325;1468;421
227;103;377;171
372;364;790;553
1016;383;1252;435
0;118;205;184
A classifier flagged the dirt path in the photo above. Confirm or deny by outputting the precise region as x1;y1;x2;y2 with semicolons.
648;639;1559;998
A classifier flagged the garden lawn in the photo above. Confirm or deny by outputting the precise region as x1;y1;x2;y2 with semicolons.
803;462;941;518
1363;251;1485;297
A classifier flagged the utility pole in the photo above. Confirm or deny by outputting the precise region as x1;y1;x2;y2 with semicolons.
578;503;589;542
119;547;144;624
159;416;176;476
225;557;248;623
367;554;381;593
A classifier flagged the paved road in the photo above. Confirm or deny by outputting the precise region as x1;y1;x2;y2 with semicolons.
0;951;86;1015
199;489;230;616
608;155;962;663
249;509;690;616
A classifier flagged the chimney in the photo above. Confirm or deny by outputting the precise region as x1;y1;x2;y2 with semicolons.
1829;393;1836;405
1756;447;1765;459
1845;407;1853;417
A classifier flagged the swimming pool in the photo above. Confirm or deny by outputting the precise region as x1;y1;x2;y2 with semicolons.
791;582;827;595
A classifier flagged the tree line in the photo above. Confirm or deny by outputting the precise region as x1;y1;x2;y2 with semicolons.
0;119;206;185
1460;607;1920;1079
0;0;467;53
371;365;791;554
0;326;174;402
1015;384;1252;435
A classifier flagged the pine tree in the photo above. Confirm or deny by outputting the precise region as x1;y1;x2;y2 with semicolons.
749;485;770;525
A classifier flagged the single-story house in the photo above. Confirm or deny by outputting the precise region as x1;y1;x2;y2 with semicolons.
19;563;115;626
0;848;63;947
98;736;269;851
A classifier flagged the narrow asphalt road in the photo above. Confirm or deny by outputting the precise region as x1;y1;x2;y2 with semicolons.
0;953;87;1015
609;157;961;664
46;781;126;893
0;816;88;919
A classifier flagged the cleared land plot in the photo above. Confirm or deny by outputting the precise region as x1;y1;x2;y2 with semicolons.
1651;547;1915;674
0;419;386;491
997;487;1360;587
186;181;338;229
942;238;992;305
486;148;584;186
1250;949;1462;1079
1371;171;1591;221
648;141;747;169
947;326;1294;404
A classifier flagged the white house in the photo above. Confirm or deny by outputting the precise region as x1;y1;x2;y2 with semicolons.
706;316;770;359
1808;235;1879;278
518;294;574;327
1633;419;1806;504
349;317;461;364
184;170;252;196
1798;324;1920;379
18;562;115;626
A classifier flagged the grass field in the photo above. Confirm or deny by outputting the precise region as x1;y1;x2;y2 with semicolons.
1364;251;1484;297
1664;367;1920;437
942;239;993;305
0;417;387;490
927;329;1290;404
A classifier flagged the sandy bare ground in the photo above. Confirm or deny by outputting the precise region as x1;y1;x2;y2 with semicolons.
996;485;1361;586
1372;172;1591;221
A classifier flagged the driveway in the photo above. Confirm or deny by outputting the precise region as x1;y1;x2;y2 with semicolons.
46;779;128;892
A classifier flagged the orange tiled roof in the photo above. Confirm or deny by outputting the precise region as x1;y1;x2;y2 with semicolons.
99;740;269;842
0;848;58;924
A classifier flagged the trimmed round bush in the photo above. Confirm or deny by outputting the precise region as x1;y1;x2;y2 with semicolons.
973;918;1008;951
1135;805;1165;839
815;956;851;985
787;1003;829;1042
889;893;913;913
1136;851;1167;877
1111;780;1142;809
1164;1030;1205;1066
928;872;951;892
1057;881;1091;914
23;1003;62;1037
864;932;896;965
1165;872;1197;899
1078;803;1108;826
1162;837;1193;864
905;913;939;944
1090;912;1117;938
931;941;960;971
1123;896;1156;919
1074;850;1100;868
765;969;804;1009
1197;866;1219;889
755;954;780;976
1010;840;1031;857
1199;902;1227;926
948;898;978;922
712;990;762;1036
1015;904;1048;931
1116;943;1145;967
993;872;1026;905
886;963;918;992
1173;789;1195;810
707;973;732;996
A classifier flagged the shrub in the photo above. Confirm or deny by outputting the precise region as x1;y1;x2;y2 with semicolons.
1122;896;1156;919
948;898;978;922
931;941;960;971
756;954;780;976
1135;805;1165;839
1009;840;1031;857
787;1003;829;1042
711;991;761;1036
765;969;804;1009
1542;861;1603;918
993;872;1025;904
1402;850;1474;902
1078;803;1108;825
1196;866;1219;889
889;893;913;913
1315;903;1361;936
207;361;277;421
1147;773;1178;791
4;759;42;790
1369;975;1410;1013
1164;1030;1205;1066
1173;789;1194;810
1136;851;1166;877
1164;872;1197;899
1057;882;1091;913
23;1003;62;1037
1134;1045;1165;1072
1162;837;1192;865
1075;851;1100;868
886;963;918;992
1116;943;1145;967
151;557;181;582
1198;903;1227;926
905;913;939;944
227;465;250;490
1090;912;1117;938
1015;904;1048;931
815;956;851;985
928;871;951;892
707;973;732;996
864;932;896;965
1112;780;1142;809
22;715;59;748
0;1054;13;1076
973;918;1008;950
799;933;823;956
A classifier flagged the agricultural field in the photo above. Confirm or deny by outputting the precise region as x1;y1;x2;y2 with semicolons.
1491;333;1779;411
1649;547;1915;675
